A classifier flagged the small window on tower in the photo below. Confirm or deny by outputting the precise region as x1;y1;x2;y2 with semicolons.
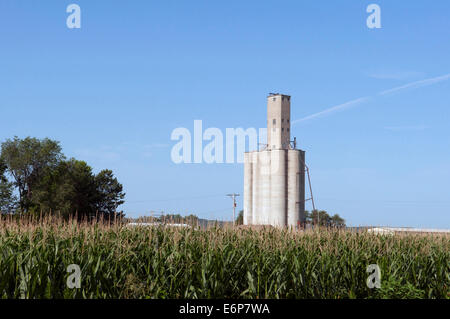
287;119;290;123
273;97;276;101
273;119;276;125
282;128;284;132
282;119;284;123
287;128;290;132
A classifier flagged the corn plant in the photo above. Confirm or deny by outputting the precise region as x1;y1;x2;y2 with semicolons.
0;217;448;299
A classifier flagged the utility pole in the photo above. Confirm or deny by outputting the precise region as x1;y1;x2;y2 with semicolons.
226;193;240;226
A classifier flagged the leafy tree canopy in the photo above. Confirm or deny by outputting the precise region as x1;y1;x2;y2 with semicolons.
0;159;17;213
0;137;125;220
0;136;64;211
95;169;125;215
305;210;346;227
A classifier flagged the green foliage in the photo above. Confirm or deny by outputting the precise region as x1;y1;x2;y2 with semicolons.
236;210;243;225
373;277;426;299
32;159;125;220
95;169;125;215
0;137;125;219
305;210;346;227
0;136;64;212
0;220;447;299
32;159;98;218
0;160;16;213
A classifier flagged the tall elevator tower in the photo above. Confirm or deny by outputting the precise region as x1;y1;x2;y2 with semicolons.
243;94;306;228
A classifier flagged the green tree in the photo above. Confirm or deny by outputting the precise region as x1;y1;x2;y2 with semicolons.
33;159;126;220
1;137;125;219
32;159;98;218
95;169;125;215
307;210;330;226
305;210;346;227
0;160;16;213
0;137;64;212
330;214;345;228
236;210;243;225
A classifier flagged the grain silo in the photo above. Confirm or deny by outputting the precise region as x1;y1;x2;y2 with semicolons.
243;94;306;228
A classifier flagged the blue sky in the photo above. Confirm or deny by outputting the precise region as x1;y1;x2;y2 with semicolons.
1;1;449;228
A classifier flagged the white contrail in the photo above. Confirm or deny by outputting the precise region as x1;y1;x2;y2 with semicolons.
292;73;450;124
291;97;370;124
379;73;450;96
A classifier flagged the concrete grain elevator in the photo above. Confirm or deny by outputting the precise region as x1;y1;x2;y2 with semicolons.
243;94;306;228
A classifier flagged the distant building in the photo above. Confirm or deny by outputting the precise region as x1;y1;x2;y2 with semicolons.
243;94;306;228
367;227;450;235
127;222;191;228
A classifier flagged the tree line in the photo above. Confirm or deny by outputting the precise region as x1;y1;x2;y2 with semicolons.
0;137;125;220
235;210;346;227
134;214;199;225
304;210;345;227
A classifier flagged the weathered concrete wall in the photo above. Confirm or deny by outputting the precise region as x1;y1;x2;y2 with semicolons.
287;150;299;228
299;150;306;224
270;149;286;227
251;151;260;225
243;152;252;225
267;95;291;150
260;151;271;225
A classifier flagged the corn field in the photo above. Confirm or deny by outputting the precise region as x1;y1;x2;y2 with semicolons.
0;217;448;299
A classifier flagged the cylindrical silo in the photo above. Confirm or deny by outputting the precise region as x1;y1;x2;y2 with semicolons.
251;151;260;225
299;150;306;224
270;149;286;227
287;150;300;228
243;152;253;225
260;151;271;225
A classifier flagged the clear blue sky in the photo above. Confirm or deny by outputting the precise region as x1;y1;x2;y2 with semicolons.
1;1;449;228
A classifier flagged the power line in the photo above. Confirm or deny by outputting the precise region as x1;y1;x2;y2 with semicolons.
123;207;232;217
126;194;226;203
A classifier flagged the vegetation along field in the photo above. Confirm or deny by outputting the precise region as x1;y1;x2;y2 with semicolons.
0;218;448;299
